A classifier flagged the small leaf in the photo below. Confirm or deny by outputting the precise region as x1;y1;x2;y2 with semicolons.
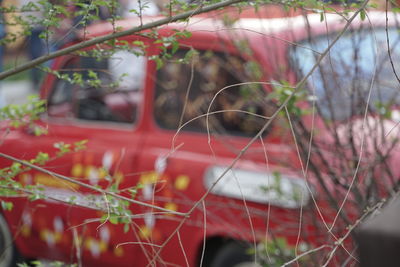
123;223;129;233
154;56;164;69
10;163;22;173
100;214;109;223
1;201;13;211
109;215;118;225
171;41;179;54
360;9;366;21
393;7;400;12
74;140;88;151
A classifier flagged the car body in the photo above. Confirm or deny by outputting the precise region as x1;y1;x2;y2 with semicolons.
1;7;400;267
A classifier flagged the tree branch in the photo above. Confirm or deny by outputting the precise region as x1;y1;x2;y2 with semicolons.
0;0;247;81
0;152;187;216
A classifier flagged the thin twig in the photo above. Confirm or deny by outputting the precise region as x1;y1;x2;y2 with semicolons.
0;0;248;81
281;244;332;267
0;152;186;216
147;5;370;266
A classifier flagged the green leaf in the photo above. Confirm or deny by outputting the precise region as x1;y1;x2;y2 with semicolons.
100;214;109;223
32;152;49;165
74;140;88;151
10;162;22;173
33;125;48;136
360;9;366;21
123;223;130;233
1;201;13;211
171;41;179;54
132;40;145;47
392;7;400;12
368;2;378;8
30;260;43;266
151;56;164;70
88;70;98;79
17;263;30;267
184;49;197;63
109;215;119;225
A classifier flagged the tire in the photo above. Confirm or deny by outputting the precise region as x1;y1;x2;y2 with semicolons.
0;214;17;267
209;242;261;267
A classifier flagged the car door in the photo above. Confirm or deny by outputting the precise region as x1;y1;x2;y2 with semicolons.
136;47;298;266
6;48;150;265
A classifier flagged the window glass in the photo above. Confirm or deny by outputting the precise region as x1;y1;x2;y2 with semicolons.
154;50;273;136
48;50;146;124
108;50;146;90
47;59;76;118
291;27;400;121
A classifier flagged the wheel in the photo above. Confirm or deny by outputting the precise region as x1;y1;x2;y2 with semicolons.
0;214;17;267
209;242;262;267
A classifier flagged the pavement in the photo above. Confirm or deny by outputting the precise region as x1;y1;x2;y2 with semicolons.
1;80;36;106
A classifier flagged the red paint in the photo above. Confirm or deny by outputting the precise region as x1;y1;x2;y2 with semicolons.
1;10;397;267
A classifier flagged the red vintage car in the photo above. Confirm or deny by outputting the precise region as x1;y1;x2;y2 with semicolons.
1;8;400;267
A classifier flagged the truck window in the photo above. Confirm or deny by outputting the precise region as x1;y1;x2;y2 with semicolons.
48;50;146;124
154;50;273;137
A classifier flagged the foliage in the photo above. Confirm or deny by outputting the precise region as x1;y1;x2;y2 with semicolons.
0;0;398;266
0;95;46;129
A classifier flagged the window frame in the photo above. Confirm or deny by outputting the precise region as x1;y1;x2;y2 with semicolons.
152;48;274;138
45;50;148;129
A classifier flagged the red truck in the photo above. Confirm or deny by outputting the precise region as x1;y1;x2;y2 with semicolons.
1;9;400;267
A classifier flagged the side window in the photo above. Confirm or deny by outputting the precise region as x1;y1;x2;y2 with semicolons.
47;59;76;118
291;28;400;121
154;50;273;136
48;50;146;124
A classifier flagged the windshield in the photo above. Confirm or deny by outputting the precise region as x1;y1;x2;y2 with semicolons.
291;27;400;121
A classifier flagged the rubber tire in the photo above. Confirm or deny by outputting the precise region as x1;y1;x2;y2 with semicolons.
0;214;17;267
209;242;260;267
